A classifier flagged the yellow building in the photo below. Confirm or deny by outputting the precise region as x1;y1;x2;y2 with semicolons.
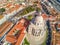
0;15;4;19
52;30;60;45
49;13;60;45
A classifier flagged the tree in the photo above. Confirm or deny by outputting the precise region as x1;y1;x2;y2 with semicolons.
0;8;5;14
0;8;5;13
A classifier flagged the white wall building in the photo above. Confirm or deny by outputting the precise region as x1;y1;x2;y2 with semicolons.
26;15;47;45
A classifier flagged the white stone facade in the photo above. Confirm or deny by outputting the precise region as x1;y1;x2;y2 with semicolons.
26;15;47;45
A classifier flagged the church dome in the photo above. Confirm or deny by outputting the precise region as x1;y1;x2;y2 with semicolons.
34;15;45;27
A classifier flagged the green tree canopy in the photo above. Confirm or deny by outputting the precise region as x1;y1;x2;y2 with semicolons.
0;8;5;12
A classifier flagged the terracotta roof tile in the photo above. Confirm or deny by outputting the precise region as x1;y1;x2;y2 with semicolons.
42;14;48;20
6;3;12;8
6;19;29;45
0;21;12;37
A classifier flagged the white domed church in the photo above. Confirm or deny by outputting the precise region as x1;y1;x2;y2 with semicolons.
26;15;47;45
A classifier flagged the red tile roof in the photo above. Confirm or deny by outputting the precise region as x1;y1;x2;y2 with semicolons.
6;3;12;8
0;21;12;37
42;14;48;20
6;18;29;45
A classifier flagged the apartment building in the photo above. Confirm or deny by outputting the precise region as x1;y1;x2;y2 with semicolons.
4;18;29;45
49;13;60;45
0;0;25;25
0;21;13;41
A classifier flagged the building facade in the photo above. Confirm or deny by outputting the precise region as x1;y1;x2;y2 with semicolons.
26;15;47;45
